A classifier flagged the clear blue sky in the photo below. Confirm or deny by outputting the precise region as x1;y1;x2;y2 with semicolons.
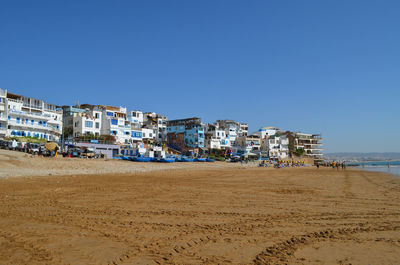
1;0;399;153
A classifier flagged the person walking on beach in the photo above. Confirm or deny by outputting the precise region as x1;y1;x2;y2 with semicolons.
342;162;346;170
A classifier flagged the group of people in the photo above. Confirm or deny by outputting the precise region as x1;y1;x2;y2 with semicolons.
258;160;306;168
317;161;346;170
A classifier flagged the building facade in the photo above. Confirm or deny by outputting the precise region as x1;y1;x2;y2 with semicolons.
1;89;63;141
100;106;131;144
292;132;323;163
143;112;168;144
0;89;7;137
167;117;205;154
254;127;289;159
62;105;103;139
233;134;261;157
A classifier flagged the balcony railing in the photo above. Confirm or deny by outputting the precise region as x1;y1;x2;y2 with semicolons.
8;109;51;118
8;120;61;134
7;98;23;104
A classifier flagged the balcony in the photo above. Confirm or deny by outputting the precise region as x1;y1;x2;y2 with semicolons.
8;120;61;134
47;119;61;124
7;98;23;104
22;103;43;110
312;135;323;139
8;109;51;118
304;148;323;151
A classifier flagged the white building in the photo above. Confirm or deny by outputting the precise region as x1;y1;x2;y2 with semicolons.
128;110;144;129
141;127;155;142
239;123;248;136
0;89;7;137
234;134;261;156
1;89;63;141
261;135;289;159
294;132;323;162
255;127;289;159
205;134;221;150
205;123;231;150
101;106;131;144
62;105;102;138
143;112;168;143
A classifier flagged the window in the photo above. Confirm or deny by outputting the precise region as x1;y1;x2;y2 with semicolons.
111;119;118;125
8;116;10;120
85;121;93;128
125;132;129;135
16;117;20;124
132;112;136;117
95;122;100;129
25;119;28;124
107;112;113;117
74;121;78;127
95;113;100;119
143;133;146;138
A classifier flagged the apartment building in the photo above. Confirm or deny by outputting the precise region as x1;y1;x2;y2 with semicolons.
1;89;63;141
205;123;230;150
0;89;7;137
233;134;261;156
293;132;323;163
143;112;168;143
253;127;289;159
62;105;102;138
167;117;205;154
100;106;131;144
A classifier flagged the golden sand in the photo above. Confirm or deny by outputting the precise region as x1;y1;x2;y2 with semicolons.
0;151;399;264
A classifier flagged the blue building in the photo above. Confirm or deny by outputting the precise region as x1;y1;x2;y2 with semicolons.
166;117;205;154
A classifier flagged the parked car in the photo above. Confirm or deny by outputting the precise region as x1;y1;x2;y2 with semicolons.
63;147;82;158
0;140;8;149
16;142;27;152
27;143;40;155
81;148;96;158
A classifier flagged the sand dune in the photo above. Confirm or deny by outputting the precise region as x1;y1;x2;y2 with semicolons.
0;150;399;264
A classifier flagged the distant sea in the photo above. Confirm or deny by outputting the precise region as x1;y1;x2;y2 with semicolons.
349;161;400;177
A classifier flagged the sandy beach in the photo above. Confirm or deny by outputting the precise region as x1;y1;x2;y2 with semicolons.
0;150;400;264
